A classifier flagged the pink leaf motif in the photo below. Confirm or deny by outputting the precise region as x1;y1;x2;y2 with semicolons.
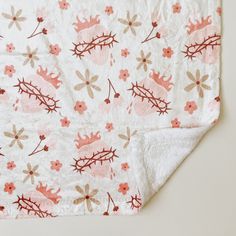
186;16;212;35
73;15;100;33
37;66;61;89
75;131;101;150
36;182;61;205
150;70;173;91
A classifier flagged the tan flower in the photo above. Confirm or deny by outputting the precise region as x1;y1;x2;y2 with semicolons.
185;70;211;98
2;6;26;30
22;46;39;68
136;50;152;72
118;127;137;149
74;69;101;99
4;125;28;149
23;163;39;184
118;11;141;36
73;184;100;212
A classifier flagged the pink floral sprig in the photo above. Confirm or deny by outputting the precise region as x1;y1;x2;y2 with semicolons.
28;135;49;156
27;17;47;39
103;192;119;215
141;21;161;44
104;78;120;104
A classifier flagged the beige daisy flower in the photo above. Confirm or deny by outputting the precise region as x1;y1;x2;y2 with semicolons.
4;125;28;149
118;127;137;149
2;6;26;30
73;184;100;212
118;11;141;36
22;46;39;68
136;50;152;72
74;69;101;99
23;163;39;184
185;70;211;98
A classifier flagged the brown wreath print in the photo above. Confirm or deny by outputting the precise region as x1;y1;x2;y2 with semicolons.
72;147;118;173
71;32;118;59
13;195;56;218
182;33;221;60
128;82;171;115
14;78;60;113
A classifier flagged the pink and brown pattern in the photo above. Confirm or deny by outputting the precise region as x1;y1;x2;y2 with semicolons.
0;0;221;218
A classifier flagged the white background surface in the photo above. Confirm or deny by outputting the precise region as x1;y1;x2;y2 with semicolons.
1;1;236;235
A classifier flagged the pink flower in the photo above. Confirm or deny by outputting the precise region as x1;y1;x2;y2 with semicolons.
121;48;130;57
105;6;113;16
118;183;129;195
74;101;87;114
4;182;15;195
119;69;130;81
6;43;15;53
51;160;62;172
60;117;71;127
4;65;15;77
7;161;16;170
162;47;174;58
184;101;198;114
105;122;114;132
121;163;129;171
172;3;182;13
49;44;61;56
58;0;70;10
171;118;181;128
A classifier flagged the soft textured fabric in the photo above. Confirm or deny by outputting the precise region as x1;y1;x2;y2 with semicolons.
0;0;221;218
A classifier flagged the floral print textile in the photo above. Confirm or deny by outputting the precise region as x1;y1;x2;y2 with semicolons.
0;0;221;218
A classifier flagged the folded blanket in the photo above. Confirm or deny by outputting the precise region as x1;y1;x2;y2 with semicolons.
0;0;221;218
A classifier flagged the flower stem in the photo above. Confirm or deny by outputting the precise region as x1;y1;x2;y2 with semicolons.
27;22;41;39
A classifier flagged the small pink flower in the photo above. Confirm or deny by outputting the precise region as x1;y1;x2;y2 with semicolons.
184;101;198;114
171;118;181;128
118;183;129;195
7;161;16;170
105;122;114;132
4;65;15;77
6;43;15;53
121;163;129;171
119;69;130;81
60;117;71;127
74;101;87;114
51;160;62;172
4;182;15;195
49;44;61;56
59;0;70;10
172;3;182;13
163;47;174;58
105;6;113;15
121;48;130;57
